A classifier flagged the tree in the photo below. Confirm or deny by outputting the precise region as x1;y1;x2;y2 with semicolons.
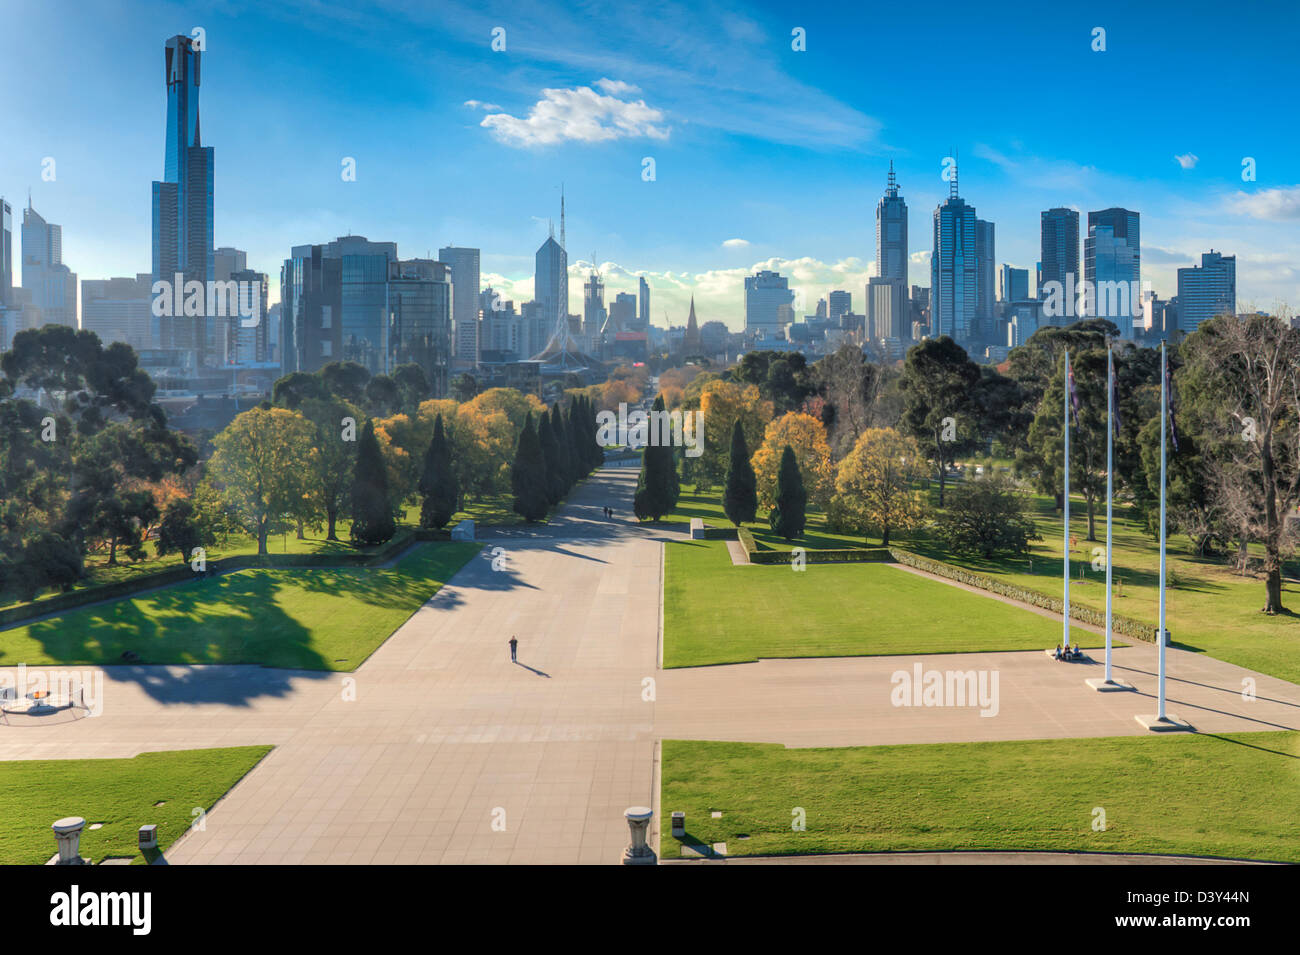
156;497;213;564
364;374;401;417
834;427;926;546
900;336;982;506
207;407;316;555
722;420;758;526
290;395;361;541
320;361;371;405
808;345;892;458
1179;311;1300;613
749;412;833;510
9;531;82;601
550;406;574;495
418;414;459;530
696;380;773;490
350;419;397;545
511;412;550;522
769;445;807;540
536;409;563;505
450;373;479;402
634;395;680;521
938;472;1041;558
391;362;431;414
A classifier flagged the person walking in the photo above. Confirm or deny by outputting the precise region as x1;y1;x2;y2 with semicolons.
509;636;518;663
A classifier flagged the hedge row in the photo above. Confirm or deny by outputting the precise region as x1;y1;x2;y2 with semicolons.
0;529;420;630
887;548;1157;643
734;526;893;565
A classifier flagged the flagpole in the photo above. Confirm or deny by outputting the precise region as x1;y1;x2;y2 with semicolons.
1158;343;1168;720
1063;348;1071;651
1105;342;1114;683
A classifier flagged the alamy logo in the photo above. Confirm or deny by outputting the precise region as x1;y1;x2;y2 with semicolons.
596;403;703;457
151;274;262;327
0;665;104;716
49;886;151;935
890;663;1000;717
1041;273;1152;321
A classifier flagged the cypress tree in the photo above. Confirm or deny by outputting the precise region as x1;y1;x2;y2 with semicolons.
634;394;680;521
768;444;807;541
537;410;562;505
350;418;396;545
418;413;459;530
722;419;758;526
566;398;585;480
511;412;549;522
550;406;574;495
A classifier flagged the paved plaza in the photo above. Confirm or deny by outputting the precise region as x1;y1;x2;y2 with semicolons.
2;467;1298;863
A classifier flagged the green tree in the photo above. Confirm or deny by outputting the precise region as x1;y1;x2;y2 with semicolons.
899;336;981;506
768;444;807;540
156;497;214;564
722;419;758;526
634;395;680;521
938;472;1041;558
350;419;396;545
418;414;459;530
537;409;563;505
511;412;550;522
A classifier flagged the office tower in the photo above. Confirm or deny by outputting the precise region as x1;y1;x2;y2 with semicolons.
519;300;548;359
1085;208;1140;335
324;235;397;372
1;198;11;306
280;245;343;374
999;265;1029;303
606;292;637;333
876;161;909;286
638;276;650;330
386;258;451;397
81;275;154;350
582;268;605;336
1177;250;1236;332
867;276;906;340
213;247;247;279
152;34;215;367
1005;302;1040;347
931;165;978;342
534;235;568;342
1039;207;1080;305
827;290;852;324
437;246;480;361
481;290;519;357
21;202;77;328
230;268;268;363
744;269;795;336
975;219;996;334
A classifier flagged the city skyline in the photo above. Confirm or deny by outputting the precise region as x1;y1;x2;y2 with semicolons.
2;0;1297;331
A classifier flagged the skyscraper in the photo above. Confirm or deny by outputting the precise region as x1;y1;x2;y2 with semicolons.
0;198;11;306
975;218;996;333
22;202;77;328
876;162;909;287
328;235;397;372
1085;208;1141;335
152;34;214;367
827;290;852;324
1039;207;1080;305
437;246;480;363
931;165;977;342
638;276;650;330
534;235;568;344
999;265;1029;303
81;274;153;350
744;270;794;337
583;268;606;336
1177;250;1236;332
386;258;451;397
281;244;343;374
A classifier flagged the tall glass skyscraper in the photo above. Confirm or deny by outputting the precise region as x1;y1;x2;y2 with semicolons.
1177;250;1236;332
151;34;214;368
975;218;996;332
0;198;11;306
22;202;77;329
534;235;568;344
931;169;977;342
328;236;397;372
387;259;451;397
744;269;795;337
876;162;909;287
1039;207;1079;305
1085;208;1140;335
638;276;650;331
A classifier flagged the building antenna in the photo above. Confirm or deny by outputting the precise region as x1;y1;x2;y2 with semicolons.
950;148;959;199
560;184;566;253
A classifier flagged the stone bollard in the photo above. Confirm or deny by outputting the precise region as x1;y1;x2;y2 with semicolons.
622;806;656;865
52;817;87;865
671;811;685;838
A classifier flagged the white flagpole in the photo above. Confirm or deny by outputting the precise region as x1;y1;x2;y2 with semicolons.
1158;342;1168;719
1105;343;1114;682
1063;348;1071;651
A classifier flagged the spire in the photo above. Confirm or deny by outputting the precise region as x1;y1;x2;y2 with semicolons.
886;160;897;196
949;149;959;200
560;185;566;253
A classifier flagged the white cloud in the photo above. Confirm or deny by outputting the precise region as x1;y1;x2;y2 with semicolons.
463;99;502;112
1175;153;1199;170
1228;186;1300;221
478;80;670;148
722;238;749;248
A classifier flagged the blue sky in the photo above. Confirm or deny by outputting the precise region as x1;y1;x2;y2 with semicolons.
3;0;1297;329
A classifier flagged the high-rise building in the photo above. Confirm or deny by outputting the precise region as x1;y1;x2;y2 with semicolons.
1;198;11;306
876;162;909;287
280;245;343;374
229;268;268;364
152;34;215;367
386;258;451;396
1039;207;1080;305
867;276;906;341
827;290;852;324
437;246;480;364
1177;250;1236;332
744;269;795;337
534;235;568;344
638;276;650;330
81;274;153;350
327;235;397;372
1085;208;1140;335
22;202;77;328
606;292;637;334
999;265;1029;303
582;269;606;336
931;166;978;342
975;218;996;333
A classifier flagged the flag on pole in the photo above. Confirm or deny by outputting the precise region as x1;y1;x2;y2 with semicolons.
1066;355;1081;428
1164;357;1179;453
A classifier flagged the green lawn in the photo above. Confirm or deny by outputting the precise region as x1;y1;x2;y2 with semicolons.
0;746;271;864
672;487;1300;684
661;733;1300;862
663;540;1095;668
0;542;480;670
